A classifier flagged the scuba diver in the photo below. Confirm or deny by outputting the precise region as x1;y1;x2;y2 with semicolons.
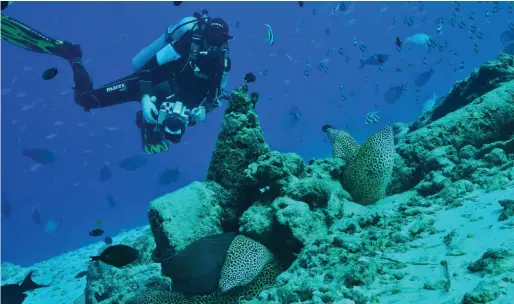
1;9;232;154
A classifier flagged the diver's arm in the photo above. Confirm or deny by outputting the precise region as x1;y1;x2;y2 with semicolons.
203;97;220;113
203;91;220;113
204;71;229;113
220;70;230;93
137;70;154;99
131;16;198;71
204;48;231;112
204;47;231;112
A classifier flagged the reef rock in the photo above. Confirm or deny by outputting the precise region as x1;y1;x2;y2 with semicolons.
85;261;167;304
240;155;352;264
244;151;305;194
206;85;270;229
148;181;225;259
82;227;170;304
389;54;514;195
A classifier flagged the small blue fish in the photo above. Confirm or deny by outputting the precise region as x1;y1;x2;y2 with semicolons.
349;91;357;101
264;24;275;45
475;29;483;40
339;1;352;13
75;271;88;279
339;84;348;103
303;62;311;77
119;155;147;171
473;40;479;53
32;207;41;224
384;83;407;104
359;54;389;68
100;165;112;182
318;58;329;73
106;194;117;208
414;68;434;87
468;24;477;34
1;193;12;218
436;22;443;35
288;106;302;127
449;16;457;28
44;220;61;233
337;44;344;56
331;1;352;16
22;148;56;164
405;16;414;27
501;30;514;44
158;168;181;185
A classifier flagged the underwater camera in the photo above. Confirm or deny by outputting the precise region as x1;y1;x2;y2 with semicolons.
158;101;190;136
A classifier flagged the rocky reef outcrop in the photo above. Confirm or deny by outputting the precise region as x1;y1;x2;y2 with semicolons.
84;228;171;304
389;54;514;195
79;55;514;304
148;181;225;259
206;85;270;230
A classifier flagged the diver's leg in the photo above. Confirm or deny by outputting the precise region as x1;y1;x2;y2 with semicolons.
1;15;82;59
1;16;95;105
0;15;99;108
76;71;146;111
70;58;93;102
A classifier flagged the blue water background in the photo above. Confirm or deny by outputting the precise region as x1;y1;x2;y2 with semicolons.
1;1;510;266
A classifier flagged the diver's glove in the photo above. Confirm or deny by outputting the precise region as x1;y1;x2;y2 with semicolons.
190;106;206;123
141;95;158;124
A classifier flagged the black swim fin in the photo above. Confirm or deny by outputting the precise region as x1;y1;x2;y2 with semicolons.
1;1;10;11
136;111;169;155
20;271;49;293
1;15;82;60
142;128;169;155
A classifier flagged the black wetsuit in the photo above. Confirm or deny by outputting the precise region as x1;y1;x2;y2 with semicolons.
71;28;228;143
72;35;225;113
